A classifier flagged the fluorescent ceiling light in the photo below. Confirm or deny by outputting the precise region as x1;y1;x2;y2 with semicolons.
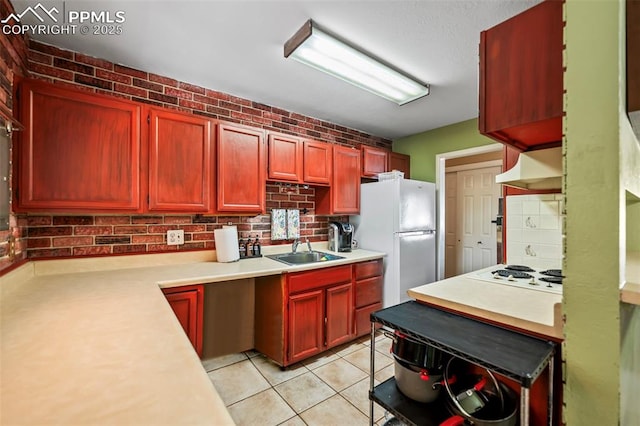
284;20;430;105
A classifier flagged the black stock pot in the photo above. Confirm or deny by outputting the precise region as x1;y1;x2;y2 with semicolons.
390;330;446;370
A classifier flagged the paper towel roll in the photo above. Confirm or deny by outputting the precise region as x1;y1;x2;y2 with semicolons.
214;226;240;262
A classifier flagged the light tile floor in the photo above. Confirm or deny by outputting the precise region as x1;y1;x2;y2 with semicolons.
203;333;396;426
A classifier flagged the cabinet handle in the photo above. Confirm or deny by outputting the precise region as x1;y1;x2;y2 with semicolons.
324;317;328;347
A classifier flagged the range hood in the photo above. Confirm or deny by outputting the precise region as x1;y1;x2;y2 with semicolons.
496;147;562;189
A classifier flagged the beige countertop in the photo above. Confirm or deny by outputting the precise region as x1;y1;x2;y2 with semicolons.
408;266;563;340
0;246;384;425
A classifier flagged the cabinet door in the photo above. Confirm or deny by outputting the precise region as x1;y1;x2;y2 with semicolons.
163;285;204;357
148;109;213;212
331;145;361;214
388;152;411;179
326;282;353;348
479;0;563;149
362;146;389;178
355;276;383;308
268;133;302;182
303;140;332;185
217;124;265;212
288;289;324;364
17;80;141;212
354;302;382;338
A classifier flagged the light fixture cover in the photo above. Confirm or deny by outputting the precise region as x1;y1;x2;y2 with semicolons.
284;20;429;105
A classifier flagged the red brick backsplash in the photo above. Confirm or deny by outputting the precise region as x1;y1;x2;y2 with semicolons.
2;37;384;264
20;187;348;259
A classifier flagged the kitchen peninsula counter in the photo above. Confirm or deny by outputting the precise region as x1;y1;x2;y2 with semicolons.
408;266;563;340
0;246;384;425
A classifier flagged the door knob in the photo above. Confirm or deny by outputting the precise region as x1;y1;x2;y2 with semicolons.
477;241;483;245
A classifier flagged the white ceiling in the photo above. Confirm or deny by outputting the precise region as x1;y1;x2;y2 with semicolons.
10;0;539;140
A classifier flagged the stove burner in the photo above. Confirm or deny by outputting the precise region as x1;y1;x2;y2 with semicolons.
492;269;534;279
504;265;535;272
540;276;563;285
540;269;564;277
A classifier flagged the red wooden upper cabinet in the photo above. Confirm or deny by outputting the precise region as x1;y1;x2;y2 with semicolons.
267;132;303;183
361;146;389;178
217;123;266;213
316;145;361;214
267;134;332;185
148;108;213;212
16;79;142;212
479;0;563;151
303;140;332;185
388;152;411;179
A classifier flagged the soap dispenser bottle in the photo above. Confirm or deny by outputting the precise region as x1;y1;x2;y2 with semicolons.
239;239;246;258
252;236;261;256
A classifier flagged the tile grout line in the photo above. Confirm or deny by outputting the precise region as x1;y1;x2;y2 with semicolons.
203;334;394;426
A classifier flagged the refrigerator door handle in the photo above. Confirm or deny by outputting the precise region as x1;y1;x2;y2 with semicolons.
396;230;435;236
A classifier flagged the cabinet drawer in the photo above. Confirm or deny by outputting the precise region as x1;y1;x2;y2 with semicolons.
354;259;383;280
354;302;383;338
355;276;383;308
288;265;352;295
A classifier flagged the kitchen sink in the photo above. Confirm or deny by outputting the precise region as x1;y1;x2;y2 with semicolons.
266;251;345;265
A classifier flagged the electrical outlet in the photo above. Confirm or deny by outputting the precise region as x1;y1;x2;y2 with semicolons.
167;230;184;245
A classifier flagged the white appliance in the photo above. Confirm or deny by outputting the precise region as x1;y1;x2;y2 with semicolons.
472;264;563;295
495;147;562;190
351;179;436;308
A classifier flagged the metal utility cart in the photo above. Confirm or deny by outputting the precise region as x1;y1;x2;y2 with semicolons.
369;301;557;425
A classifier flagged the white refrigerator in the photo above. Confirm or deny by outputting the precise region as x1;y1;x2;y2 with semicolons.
351;179;436;308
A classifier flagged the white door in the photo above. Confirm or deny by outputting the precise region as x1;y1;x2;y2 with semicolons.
444;172;457;278
456;166;501;273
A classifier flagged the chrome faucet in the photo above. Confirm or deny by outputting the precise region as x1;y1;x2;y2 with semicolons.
291;237;312;253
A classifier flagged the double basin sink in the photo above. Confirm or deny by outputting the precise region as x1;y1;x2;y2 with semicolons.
266;251;345;265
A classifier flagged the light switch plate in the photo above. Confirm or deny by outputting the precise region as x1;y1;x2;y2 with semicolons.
167;230;184;245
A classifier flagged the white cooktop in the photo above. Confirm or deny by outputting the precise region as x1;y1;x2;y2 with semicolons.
471;264;563;295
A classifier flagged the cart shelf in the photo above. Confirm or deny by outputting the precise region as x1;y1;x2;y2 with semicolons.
368;301;556;425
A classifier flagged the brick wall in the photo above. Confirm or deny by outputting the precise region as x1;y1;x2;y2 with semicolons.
11;39;386;260
27;40;391;149
0;0;28;271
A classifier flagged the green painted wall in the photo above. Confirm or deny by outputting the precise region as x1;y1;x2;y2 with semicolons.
392;119;498;182
564;0;640;424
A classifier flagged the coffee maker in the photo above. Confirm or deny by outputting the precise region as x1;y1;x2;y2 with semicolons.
328;221;354;252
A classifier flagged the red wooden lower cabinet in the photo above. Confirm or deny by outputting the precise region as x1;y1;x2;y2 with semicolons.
255;262;370;367
162;285;204;357
353;259;384;337
287;289;325;364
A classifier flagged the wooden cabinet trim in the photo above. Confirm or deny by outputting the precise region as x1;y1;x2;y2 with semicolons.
479;0;563;150
147;108;213;212
388;152;411;179
288;265;352;295
354;302;383;338
267;132;303;183
217;123;266;212
325;282;354;348
354;259;383;280
17;80;143;212
302;139;332;185
355;276;383;308
287;288;325;364
162;284;204;357
361;145;389;178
